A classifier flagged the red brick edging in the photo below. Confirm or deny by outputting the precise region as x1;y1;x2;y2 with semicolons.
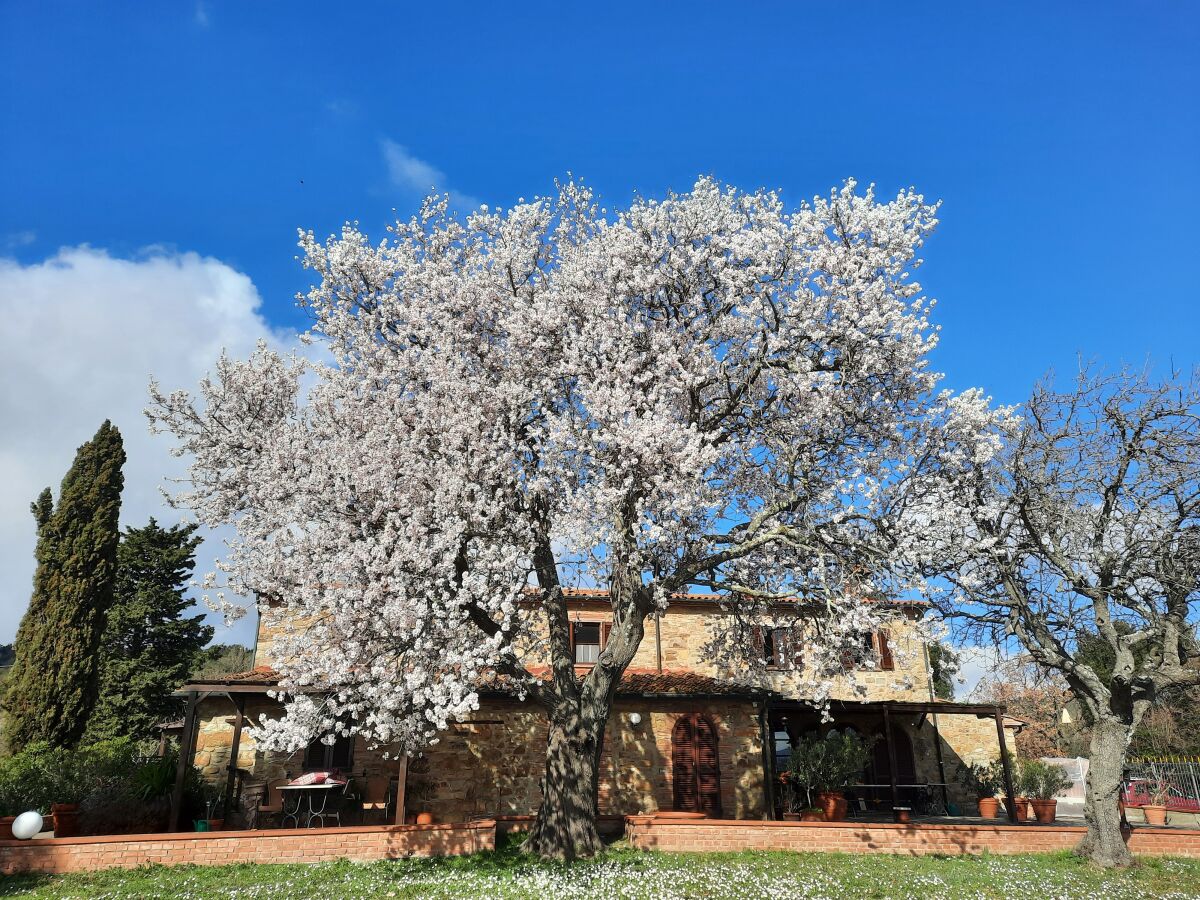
0;820;497;875
623;816;1200;858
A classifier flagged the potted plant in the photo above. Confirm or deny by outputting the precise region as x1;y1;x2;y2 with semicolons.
959;761;1003;818
1022;760;1073;824
49;755;89;838
788;730;872;823
994;754;1028;822
800;807;825;822
778;771;802;821
1142;778;1170;826
405;760;436;825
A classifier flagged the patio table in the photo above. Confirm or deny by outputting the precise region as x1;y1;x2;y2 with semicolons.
279;782;346;828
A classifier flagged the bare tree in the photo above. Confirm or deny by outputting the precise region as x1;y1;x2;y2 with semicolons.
933;368;1200;867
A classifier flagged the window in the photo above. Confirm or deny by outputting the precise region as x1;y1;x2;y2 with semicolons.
303;733;354;772
570;621;609;665
754;625;798;669
857;631;895;671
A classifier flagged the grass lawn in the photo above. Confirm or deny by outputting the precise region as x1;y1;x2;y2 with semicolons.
2;843;1199;899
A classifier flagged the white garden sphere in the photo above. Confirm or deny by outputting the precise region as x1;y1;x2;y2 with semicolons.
11;810;43;840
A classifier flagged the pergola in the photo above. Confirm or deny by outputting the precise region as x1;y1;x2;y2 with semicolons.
167;669;409;832
765;698;1019;822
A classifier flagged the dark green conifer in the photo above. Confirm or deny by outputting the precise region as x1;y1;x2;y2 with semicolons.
85;519;212;742
3;422;125;748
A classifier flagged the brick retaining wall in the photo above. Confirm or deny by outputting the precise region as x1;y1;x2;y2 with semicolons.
624;816;1200;858
0;820;496;875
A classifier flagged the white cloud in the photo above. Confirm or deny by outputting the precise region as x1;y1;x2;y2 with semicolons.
380;139;481;211
0;246;297;648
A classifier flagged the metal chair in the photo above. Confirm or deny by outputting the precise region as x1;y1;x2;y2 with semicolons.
257;778;289;828
360;775;391;824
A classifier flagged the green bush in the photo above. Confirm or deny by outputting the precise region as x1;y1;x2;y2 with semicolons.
787;729;874;808
958;760;1005;799
0;738;205;831
1020;759;1073;800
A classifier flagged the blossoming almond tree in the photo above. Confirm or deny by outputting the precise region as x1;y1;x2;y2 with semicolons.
148;178;997;859
923;369;1200;867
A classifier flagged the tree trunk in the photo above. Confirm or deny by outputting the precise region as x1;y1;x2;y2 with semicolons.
525;707;605;861
1077;717;1133;867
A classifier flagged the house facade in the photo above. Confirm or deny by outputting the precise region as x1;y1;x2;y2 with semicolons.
177;590;1014;826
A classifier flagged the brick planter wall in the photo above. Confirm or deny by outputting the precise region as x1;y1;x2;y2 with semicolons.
0;820;496;875
624;816;1200;858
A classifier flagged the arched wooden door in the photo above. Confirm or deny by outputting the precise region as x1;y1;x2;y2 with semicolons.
872;726;916;785
672;714;722;816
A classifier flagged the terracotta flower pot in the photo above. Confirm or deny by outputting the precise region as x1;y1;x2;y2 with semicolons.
977;797;1001;818
1030;799;1057;824
1004;797;1029;822
207;819;224;831
1143;804;1168;826
893;807;912;824
0;817;15;841
51;803;80;838
800;810;825;822
818;791;848;822
415;812;435;825
782;812;802;821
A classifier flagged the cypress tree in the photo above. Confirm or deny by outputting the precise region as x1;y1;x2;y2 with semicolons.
3;421;125;748
85;519;213;742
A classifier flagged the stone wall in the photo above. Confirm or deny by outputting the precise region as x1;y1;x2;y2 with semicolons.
411;697;766;823
0;822;496;875
253;597;935;704
191;695;766;824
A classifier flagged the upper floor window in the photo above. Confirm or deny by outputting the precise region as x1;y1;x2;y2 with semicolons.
860;630;895;671
303;733;354;772
570;620;609;665
754;625;799;669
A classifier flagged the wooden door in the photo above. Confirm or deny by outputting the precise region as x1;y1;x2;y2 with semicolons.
672;714;723;816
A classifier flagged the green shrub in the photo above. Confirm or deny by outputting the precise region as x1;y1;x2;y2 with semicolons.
1020;759;1073;800
0;738;205;831
787;729;874;807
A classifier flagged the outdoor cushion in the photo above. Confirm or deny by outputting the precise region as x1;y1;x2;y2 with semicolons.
289;771;328;786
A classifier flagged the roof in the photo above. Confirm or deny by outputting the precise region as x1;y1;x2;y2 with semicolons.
180;665;767;699
177;666;283;693
549;586;927;607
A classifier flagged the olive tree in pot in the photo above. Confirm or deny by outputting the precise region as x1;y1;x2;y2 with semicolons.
1022;760;1074;824
1142;779;1171;826
958;760;1005;818
789;730;873;822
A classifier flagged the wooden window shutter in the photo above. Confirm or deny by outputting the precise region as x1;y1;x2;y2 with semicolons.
600;621;611;649
751;625;766;662
671;716;698;812
672;714;722;816
694;716;723;817
568;621;576;655
877;630;895;671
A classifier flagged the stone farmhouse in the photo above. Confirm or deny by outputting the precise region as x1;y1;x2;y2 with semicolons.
172;590;1018;828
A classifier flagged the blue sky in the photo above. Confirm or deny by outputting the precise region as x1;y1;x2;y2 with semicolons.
1;2;1198;663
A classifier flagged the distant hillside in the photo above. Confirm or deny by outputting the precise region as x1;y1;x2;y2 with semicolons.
0;644;13;668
